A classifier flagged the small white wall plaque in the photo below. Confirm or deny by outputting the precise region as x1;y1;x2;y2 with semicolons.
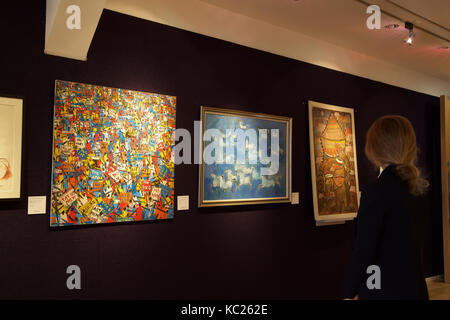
28;196;47;215
291;192;299;205
177;195;190;211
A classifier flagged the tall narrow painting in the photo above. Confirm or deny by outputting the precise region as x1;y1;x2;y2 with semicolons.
50;80;176;227
199;106;292;207
308;101;359;224
0;96;23;200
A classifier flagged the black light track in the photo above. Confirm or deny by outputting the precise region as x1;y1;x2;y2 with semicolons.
355;0;450;44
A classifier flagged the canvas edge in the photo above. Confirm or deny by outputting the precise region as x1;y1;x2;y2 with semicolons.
49;80;59;227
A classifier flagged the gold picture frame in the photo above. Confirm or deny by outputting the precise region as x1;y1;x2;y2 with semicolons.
199;106;292;207
308;100;360;224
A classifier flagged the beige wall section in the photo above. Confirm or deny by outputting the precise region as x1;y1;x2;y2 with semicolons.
45;0;107;61
441;96;450;283
106;0;450;97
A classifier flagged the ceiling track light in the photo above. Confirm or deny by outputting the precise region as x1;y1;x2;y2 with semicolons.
356;0;450;45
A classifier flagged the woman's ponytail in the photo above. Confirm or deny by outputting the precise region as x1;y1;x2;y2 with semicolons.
396;163;429;196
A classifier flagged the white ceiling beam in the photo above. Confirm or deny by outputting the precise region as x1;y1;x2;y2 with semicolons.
45;0;107;61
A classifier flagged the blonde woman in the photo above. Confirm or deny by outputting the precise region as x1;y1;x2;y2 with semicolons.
344;115;429;300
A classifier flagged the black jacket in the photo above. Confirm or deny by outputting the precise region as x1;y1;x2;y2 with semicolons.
344;164;428;300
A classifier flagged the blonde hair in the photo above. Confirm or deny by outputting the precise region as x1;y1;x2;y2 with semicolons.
365;115;429;196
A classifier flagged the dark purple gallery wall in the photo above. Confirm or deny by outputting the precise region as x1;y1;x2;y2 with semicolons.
0;1;443;299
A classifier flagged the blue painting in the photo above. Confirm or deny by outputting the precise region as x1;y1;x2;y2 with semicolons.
200;107;291;206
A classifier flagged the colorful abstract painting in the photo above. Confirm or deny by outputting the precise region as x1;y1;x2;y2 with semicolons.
50;80;176;227
199;107;292;207
308;101;359;223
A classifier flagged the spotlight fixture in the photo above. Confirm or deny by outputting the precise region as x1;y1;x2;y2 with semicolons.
404;21;415;45
406;34;415;45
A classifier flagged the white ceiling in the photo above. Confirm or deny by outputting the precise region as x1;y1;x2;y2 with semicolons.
105;0;450;96
199;0;450;82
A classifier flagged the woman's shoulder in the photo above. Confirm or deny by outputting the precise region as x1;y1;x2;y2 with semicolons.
360;166;407;199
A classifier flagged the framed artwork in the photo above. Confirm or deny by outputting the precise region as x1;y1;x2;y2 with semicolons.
199;106;292;207
50;80;176;227
308;100;360;224
0;96;23;200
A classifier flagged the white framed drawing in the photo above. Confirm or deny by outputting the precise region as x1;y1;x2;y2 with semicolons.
0;96;23;200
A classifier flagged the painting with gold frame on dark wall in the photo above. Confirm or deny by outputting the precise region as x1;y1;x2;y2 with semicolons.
199;106;292;207
308;101;360;225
